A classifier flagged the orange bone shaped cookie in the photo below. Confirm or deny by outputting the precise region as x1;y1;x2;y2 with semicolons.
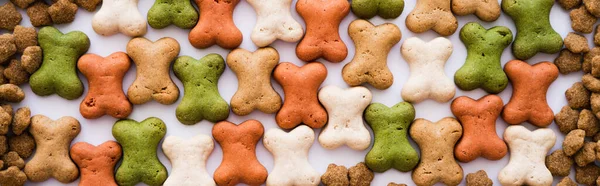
78;52;132;119
212;120;268;186
296;0;350;62
188;0;242;49
70;141;122;186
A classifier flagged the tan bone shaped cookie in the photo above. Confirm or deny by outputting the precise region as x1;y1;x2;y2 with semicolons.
406;0;458;36
401;37;455;103
247;0;304;47
498;125;556;186
162;135;216;186
264;125;320;186
451;0;501;22
92;0;147;36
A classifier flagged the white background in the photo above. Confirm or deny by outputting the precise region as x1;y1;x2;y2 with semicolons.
5;0;584;185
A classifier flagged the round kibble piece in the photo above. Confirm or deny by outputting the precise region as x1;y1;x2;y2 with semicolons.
584;47;600;73
575;142;597;166
592;56;600;77
565;32;590;53
564;129;586;156
576;164;600;185
0;84;25;103
546;150;574;176
321;164;349;186
571;5;597;33
466;170;492;186
13;25;37;53
578;109;600;136
584;0;600;17
0;34;16;64
558;177;577;186
26;1;52;27
12;107;30;135
555;106;580;134
566;82;591;109
2;151;24;169
8;132;34;159
0;2;22;31
349;162;374;186
47;0;77;24
4;59;29;85
21;46;42;74
555;49;583;74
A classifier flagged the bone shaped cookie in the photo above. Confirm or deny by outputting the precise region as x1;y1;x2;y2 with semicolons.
451;0;501;22
274;62;328;129
318;85;372;150
112;117;168;186
24;115;81;183
296;0;350;63
162;135;215;186
213;120;268;186
401;37;455;103
502;60;558;127
451;95;507;162
147;0;198;29
247;0;304;47
127;37;180;105
92;0;147;36
498;126;556;186
227;48;282;116
263;125;320;186
188;0;242;49
78;52;132;119
343;19;401;90
364;102;419;172
351;0;405;19
410;117;463;186
70;141;122;186
405;0;458;36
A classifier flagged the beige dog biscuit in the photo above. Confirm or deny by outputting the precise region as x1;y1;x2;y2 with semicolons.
247;0;303;47
451;0;500;21
406;0;458;36
162;135;215;186
127;37;180;105
343;19;401;90
92;0;147;36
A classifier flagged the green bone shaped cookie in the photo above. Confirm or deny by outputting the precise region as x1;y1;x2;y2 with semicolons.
455;22;513;94
147;0;198;29
30;26;89;100
502;0;562;60
174;53;229;125
113;117;168;186
364;102;419;172
351;0;404;19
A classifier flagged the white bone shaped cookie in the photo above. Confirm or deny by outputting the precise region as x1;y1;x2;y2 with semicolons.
247;0;304;47
92;0;147;37
263;125;320;186
162;135;215;186
401;37;455;103
318;85;372;150
498;125;556;186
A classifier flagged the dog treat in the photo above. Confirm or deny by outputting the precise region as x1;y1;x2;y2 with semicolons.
10;0;35;9
26;1;52;27
112;117;168;186
0;3;21;31
0;34;16;64
566;82;591;109
559;177;578;186
572;5;597;33
0;166;27;186
545;150;574;177
24;115;80;183
410;118;463;186
12;107;30;135
162;135;215;186
405;0;457;36
74;0;101;11
318;86;372;150
451;0;500;21
564;129;586;156
321;164;349;186
264;125;320;186
127;37;180;105
565;32;590;54
8;132;34;159
21;46;41;75
174;54;229;124
578;109;600;136
273;62;327;129
584;48;600;73
364;102;418;172
227;48;281;116
0;84;24;103
13;26;37;53
595;25;600;46
78;52;132;119
575;142;596;166
401;37;455;103
584;0;600;17
30;26;89;100
70;141;122;186
559;0;581;9
555;49;582;74
451;95;507;162
466;170;492;186
594;93;600;119
575;164;600;185
212;120;267;186
188;0;242;49
342;19;401;90
502;60;558;127
0;107;9;135
583;74;600;92
92;0;147;36
593;57;600;77
247;0;303;47
147;0;198;29
455;22;512;93
0;136;5;155
4;59;29;85
47;0;77;24
351;0;404;19
498;126;556;186
348;162;374;186
296;0;349;62
502;0;563;59
3;151;24;169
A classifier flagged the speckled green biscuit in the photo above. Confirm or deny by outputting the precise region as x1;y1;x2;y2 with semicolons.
364;102;419;172
29;26;89;100
147;0;198;29
455;22;512;94
502;0;563;60
112;117;167;186
174;53;229;125
351;0;404;19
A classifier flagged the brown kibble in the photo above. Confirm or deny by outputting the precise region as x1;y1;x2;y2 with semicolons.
591;93;600;119
565;32;590;53
321;164;349;186
74;0;101;11
0;66;6;84
592;56;600;77
585;47;600;73
1;104;12;117
575;142;597;166
348;162;374;186
465;170;492;186
555;106;580;134
0;2;22;31
387;183;407;186
571;6;597;33
0;84;25;103
595;25;600;46
48;0;77;24
558;177;577;186
582;74;600;92
0;136;6;155
566;82;591;109
596;141;600;160
578;109;600;136
555;49;583;74
584;0;600;17
0;34;17;64
0;166;27;186
13;25;37;53
10;0;35;9
8;132;35;159
0;107;11;136
21;46;42;74
576;164;600;185
26;1;52;27
2;151;24;169
4;59;29;85
12;107;30;135
564;129;586;156
559;0;582;9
